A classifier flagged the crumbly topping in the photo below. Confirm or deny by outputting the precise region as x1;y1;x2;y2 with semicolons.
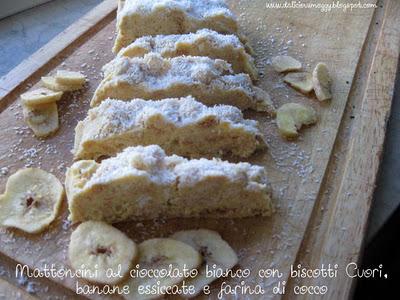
84;96;259;139
119;29;243;57
120;0;236;23
72;145;270;191
102;53;255;95
174;158;268;190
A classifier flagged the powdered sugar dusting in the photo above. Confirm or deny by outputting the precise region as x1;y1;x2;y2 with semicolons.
119;28;243;55
78;145;271;192
88;96;259;137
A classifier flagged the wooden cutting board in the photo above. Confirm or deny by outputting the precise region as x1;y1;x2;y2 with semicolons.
0;0;399;299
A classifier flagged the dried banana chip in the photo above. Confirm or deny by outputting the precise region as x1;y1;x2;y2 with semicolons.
20;88;63;106
22;102;59;138
0;168;64;233
69;221;137;285
41;76;82;92
276;103;317;138
171;229;238;297
312;63;332;101
124;238;201;300
283;72;313;94
271;55;302;72
55;70;86;86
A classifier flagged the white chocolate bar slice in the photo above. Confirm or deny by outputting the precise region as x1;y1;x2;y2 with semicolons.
66;145;273;223
93;54;274;113
73;96;264;160
118;29;258;80
114;0;239;53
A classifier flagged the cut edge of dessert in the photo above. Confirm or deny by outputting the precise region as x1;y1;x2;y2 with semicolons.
73;96;265;160
117;28;259;80
65;145;273;224
113;0;239;53
93;53;275;114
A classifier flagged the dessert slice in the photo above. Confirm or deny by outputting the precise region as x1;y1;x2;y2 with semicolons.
93;54;274;113
118;29;258;80
114;0;239;53
66;145;273;223
73;96;264;160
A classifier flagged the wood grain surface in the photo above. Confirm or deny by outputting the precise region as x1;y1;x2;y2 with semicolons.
0;278;37;300
0;0;398;299
287;1;400;299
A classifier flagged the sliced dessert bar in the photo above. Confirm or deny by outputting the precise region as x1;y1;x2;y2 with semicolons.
73;96;264;160
114;0;239;53
66;145;273;223
118;29;258;80
92;54;274;113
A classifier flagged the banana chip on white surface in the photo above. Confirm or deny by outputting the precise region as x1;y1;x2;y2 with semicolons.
22;102;59;137
20;88;63;106
276;103;317;138
0;168;64;233
69;221;137;285
124;238;202;300
55;70;86;86
312;63;332;101
171;229;238;297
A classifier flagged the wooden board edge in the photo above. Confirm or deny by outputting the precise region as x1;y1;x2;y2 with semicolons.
329;1;400;294
0;0;117;112
286;0;400;298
